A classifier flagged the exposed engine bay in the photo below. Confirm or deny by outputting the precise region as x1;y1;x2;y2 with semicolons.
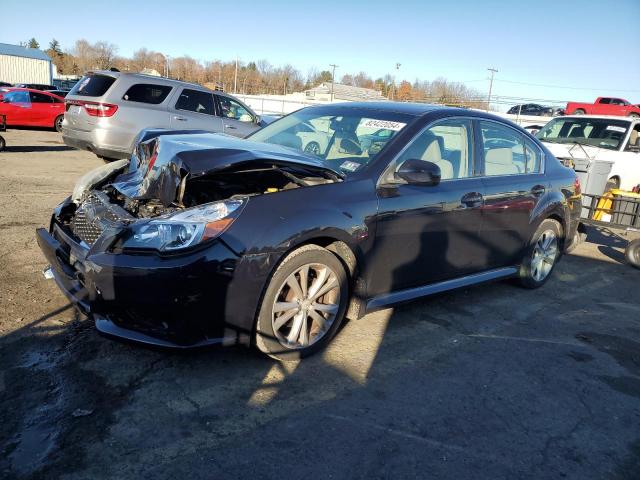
103;164;336;219
60;131;342;247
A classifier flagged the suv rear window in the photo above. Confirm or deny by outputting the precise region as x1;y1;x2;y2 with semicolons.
122;84;172;104
69;74;116;97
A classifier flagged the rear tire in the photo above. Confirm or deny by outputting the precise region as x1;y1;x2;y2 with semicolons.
518;219;563;288
0;135;5;152
628;113;640;119
54;115;64;132
573;109;585;115
625;239;640;269
255;245;349;361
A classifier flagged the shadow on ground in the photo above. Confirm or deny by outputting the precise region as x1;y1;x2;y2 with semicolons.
1;227;639;480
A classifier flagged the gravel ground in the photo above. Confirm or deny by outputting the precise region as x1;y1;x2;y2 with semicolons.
0;129;639;480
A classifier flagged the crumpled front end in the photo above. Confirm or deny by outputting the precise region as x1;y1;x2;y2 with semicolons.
36;194;244;347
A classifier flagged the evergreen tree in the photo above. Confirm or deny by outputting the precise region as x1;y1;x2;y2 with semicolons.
49;39;62;55
27;38;39;49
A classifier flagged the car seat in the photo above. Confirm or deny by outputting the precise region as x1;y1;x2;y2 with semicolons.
485;148;520;175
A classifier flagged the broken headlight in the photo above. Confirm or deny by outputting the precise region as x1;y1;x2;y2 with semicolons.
119;199;245;252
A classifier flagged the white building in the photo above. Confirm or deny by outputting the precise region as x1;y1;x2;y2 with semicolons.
305;82;384;102
0;43;54;85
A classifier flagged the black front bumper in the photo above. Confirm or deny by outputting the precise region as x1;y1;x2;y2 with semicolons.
36;222;250;348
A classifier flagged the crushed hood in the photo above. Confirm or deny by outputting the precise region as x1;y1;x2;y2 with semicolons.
111;132;343;206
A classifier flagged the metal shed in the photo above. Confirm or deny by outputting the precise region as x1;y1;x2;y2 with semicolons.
0;43;53;85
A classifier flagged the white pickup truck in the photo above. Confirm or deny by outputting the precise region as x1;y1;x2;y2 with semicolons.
535;115;640;191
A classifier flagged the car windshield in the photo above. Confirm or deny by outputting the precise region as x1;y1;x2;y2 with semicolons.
536;117;630;150
247;109;410;175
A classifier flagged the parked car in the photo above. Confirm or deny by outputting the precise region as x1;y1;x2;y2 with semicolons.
507;104;554;116
47;90;70;98
53;78;79;90
14;83;58;91
565;97;640;117
0;88;65;131
0;81;12;87
37;103;580;359
62;71;270;161
536;115;640;191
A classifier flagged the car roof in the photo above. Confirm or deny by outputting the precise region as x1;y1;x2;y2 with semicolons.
87;70;214;91
558;114;634;122
328;101;446;116
304;101;518;124
2;87;63;98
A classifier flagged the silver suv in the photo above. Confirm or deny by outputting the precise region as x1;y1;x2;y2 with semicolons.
62;71;267;160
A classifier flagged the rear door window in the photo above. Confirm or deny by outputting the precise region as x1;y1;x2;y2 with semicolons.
69;74;116;97
29;91;54;103
122;84;172;104
175;89;215;116
480;121;527;176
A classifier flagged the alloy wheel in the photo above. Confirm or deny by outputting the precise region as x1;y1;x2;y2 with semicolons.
271;263;341;349
531;230;558;282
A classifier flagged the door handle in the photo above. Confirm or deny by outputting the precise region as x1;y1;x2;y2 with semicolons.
224;124;237;130
173;115;187;121
461;192;484;207
531;185;546;196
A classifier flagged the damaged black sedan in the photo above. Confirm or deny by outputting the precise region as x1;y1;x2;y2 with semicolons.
37;103;581;359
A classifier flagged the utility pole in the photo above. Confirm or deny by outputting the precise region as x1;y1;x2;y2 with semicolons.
234;56;238;94
393;62;401;100
487;67;498;112
164;55;171;78
329;64;338;102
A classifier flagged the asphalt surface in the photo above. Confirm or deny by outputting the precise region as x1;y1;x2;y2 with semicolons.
0;129;639;480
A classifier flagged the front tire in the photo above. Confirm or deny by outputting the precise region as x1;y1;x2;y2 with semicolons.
518;219;563;288
255;245;349;360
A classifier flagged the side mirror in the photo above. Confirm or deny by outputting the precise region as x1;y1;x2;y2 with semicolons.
254;115;261;125
340;138;362;155
395;159;441;186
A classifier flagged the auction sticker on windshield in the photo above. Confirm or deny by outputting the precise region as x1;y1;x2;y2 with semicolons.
606;125;627;133
361;119;406;131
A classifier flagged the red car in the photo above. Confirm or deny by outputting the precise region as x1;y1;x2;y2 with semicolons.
565;97;640;118
0;88;65;131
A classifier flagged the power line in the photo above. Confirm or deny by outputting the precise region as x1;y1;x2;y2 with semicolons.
494;78;640;93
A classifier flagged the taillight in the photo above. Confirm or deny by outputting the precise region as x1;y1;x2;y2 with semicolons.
147;151;158;171
66;100;118;117
574;176;581;195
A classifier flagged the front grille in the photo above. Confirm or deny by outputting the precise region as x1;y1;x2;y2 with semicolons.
70;192;125;245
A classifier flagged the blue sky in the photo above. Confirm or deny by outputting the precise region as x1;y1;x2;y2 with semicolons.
2;0;639;105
